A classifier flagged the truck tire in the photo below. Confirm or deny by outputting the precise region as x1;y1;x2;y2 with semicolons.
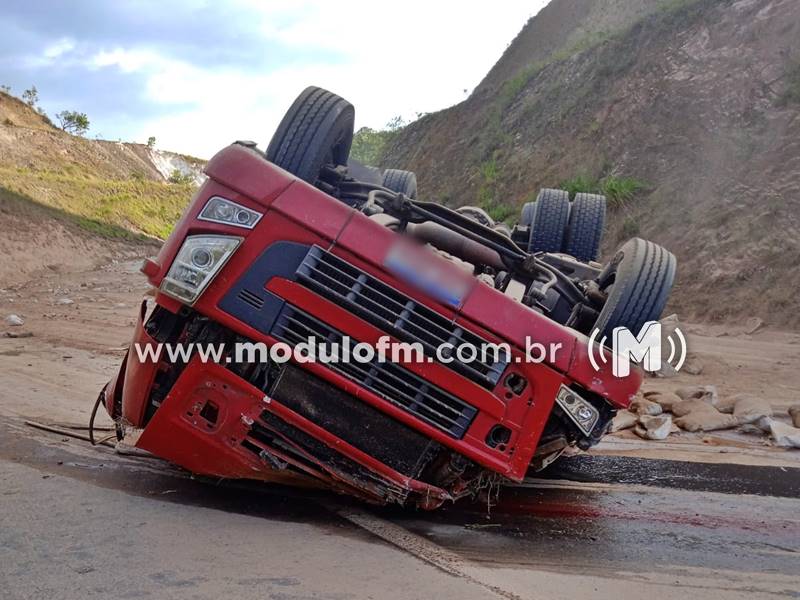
520;202;535;227
528;189;570;253
457;206;494;228
382;168;418;198
594;238;676;340
266;86;355;184
563;193;606;262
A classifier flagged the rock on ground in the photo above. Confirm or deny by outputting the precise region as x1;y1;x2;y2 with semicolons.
789;405;800;429
635;415;673;440
630;397;663;416
5;314;23;326
610;409;638;432
730;394;773;424
675;385;719;406
762;419;800;449
672;400;739;432
643;390;683;412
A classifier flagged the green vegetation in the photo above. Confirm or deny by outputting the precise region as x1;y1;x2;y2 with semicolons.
0;166;193;239
56;110;90;136
350;116;408;165
350;127;392;165
559;173;648;208
147;136;157;148
21;86;39;107
476;153;514;222
168;169;195;185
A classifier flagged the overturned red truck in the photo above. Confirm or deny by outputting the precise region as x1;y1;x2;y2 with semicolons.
98;87;675;509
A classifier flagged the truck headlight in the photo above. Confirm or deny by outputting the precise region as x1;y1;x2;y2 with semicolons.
555;385;600;436
198;196;262;229
160;235;242;304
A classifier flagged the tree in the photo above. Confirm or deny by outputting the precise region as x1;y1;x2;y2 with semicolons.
0;85;11;94
350;116;409;165
146;136;156;149
56;110;90;136
22;86;39;107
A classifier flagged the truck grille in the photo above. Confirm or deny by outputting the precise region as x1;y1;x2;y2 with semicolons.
270;305;477;439
295;245;507;388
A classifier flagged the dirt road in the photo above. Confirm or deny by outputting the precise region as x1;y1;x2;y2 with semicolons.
1;255;799;599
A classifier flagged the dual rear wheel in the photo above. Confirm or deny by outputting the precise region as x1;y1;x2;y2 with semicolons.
526;188;606;262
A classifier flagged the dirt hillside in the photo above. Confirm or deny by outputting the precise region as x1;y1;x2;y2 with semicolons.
0;92;205;183
0;91;200;282
381;0;800;329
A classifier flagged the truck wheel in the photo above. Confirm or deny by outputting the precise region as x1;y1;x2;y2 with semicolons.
266;86;355;184
520;202;535;227
457;206;494;228
382;169;417;198
563;193;606;262
594;238;676;340
528;189;570;253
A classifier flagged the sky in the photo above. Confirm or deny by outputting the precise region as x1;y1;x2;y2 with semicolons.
0;1;548;158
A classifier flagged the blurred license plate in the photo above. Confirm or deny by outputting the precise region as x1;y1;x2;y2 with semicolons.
384;243;468;307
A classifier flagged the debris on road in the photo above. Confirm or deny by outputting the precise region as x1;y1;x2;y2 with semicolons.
789;405;800;429
630;396;663;416
2;331;33;338
610;409;638;432
635;414;672;440
5;314;24;326
643;390;682;412
725;394;773;425
56;297;74;305
675;385;719;406
761;419;800;449
673;400;738;432
681;354;704;375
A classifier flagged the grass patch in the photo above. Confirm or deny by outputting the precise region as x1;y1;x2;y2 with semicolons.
0;166;194;239
475;153;515;223
559;173;648;208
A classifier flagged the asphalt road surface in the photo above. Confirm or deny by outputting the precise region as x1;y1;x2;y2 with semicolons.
1;418;798;600
2;260;799;600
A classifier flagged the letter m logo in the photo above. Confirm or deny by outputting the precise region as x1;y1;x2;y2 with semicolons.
612;321;662;377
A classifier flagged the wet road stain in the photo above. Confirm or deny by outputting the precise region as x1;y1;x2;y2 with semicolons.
2;417;799;581
541;454;800;498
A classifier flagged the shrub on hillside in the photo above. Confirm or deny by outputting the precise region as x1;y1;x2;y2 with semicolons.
22;86;38;106
350;116;407;165
559;173;648;208
56;110;90;136
168;169;195;185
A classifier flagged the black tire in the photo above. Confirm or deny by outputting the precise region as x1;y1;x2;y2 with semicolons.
457;206;494;228
382;168;417;198
563;193;606;262
520;202;536;227
528;189;570;253
266;86;355;183
594;238;677;339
